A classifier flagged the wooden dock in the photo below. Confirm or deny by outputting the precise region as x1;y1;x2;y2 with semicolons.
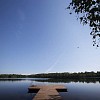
28;84;67;100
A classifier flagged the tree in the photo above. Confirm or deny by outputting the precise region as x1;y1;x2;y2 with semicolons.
67;0;100;47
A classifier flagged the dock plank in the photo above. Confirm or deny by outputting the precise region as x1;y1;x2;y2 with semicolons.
28;85;67;100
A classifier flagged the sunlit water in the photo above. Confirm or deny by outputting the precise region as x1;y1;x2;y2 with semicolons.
0;78;100;100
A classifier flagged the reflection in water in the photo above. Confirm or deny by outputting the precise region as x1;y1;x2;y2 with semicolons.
0;78;48;82
0;79;35;100
35;78;100;83
60;82;100;100
0;78;100;100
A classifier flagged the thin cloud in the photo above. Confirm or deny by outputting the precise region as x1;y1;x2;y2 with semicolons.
45;51;65;73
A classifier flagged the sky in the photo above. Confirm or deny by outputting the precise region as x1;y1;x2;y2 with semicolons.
0;0;100;74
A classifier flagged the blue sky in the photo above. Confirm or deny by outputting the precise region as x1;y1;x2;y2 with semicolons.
0;0;100;74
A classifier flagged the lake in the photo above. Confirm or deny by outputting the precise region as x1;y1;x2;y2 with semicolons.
0;78;100;100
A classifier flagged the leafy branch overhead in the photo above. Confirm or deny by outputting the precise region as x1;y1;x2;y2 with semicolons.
67;0;100;47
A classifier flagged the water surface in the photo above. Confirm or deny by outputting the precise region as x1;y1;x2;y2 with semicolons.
0;78;100;100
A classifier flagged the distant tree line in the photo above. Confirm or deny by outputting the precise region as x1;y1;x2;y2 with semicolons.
0;74;27;78
0;71;100;78
28;71;100;79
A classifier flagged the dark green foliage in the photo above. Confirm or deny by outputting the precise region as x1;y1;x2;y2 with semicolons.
67;0;100;47
0;74;27;78
0;71;100;79
28;71;100;79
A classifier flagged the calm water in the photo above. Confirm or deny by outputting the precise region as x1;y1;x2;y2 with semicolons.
0;78;100;100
